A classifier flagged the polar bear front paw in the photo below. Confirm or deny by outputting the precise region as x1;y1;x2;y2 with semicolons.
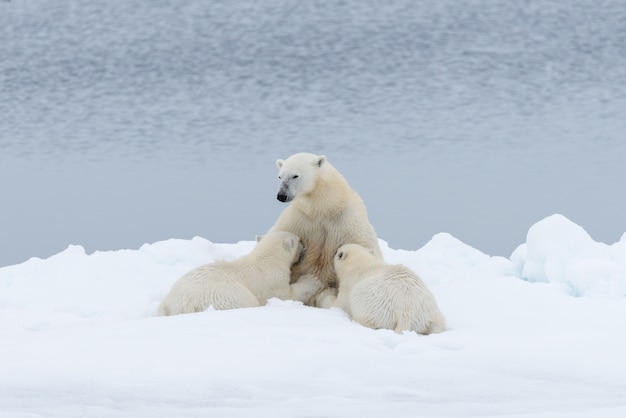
290;274;323;304
315;287;338;309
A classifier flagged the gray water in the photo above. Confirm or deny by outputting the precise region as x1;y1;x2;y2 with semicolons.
1;0;625;267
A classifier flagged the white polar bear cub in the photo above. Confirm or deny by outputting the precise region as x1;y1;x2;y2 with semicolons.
318;243;446;335
157;231;322;316
269;152;382;294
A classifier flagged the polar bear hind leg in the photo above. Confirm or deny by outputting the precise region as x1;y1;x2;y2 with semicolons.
158;281;261;316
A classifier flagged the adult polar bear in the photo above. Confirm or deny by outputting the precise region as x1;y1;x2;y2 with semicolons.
269;152;382;300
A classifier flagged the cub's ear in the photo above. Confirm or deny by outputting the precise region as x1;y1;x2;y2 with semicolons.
283;236;297;251
315;155;327;168
276;159;284;169
255;235;264;242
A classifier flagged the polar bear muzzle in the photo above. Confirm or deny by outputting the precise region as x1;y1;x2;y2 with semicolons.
277;191;291;202
277;184;293;202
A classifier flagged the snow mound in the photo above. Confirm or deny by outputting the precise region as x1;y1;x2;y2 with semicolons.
511;214;626;297
0;236;250;321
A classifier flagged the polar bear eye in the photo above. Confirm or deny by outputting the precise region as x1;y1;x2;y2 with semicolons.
337;251;344;260
292;175;299;179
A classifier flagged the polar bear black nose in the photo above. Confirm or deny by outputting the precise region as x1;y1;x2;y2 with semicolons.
277;193;289;202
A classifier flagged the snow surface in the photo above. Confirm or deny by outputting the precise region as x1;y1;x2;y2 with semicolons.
1;214;625;417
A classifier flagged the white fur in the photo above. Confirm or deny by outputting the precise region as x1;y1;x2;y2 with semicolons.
318;243;446;335
157;231;322;316
269;152;382;301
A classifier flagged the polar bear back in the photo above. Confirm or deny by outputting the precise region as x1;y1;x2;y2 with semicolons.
333;243;446;335
158;262;262;315
157;231;300;316
349;266;446;334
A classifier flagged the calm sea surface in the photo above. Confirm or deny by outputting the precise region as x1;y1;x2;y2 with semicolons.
1;0;625;266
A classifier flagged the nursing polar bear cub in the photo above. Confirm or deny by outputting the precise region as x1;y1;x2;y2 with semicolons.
269;152;382;296
319;243;446;335
158;231;321;316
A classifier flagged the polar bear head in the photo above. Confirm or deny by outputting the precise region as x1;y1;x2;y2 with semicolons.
256;231;306;265
275;152;327;202
334;243;378;277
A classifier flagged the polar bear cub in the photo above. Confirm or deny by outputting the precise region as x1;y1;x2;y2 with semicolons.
158;231;322;316
318;243;446;335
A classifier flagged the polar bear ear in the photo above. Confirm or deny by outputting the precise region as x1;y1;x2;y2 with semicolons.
282;236;297;251
315;155;327;168
276;159;284;169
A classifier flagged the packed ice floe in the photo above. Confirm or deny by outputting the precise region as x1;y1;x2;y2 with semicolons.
1;214;625;417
